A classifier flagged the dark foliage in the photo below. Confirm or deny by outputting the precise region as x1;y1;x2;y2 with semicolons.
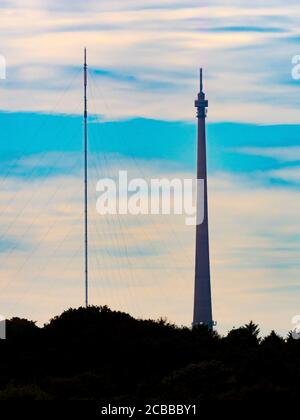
0;306;299;400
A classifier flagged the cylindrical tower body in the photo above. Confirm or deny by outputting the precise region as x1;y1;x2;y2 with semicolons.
193;69;213;328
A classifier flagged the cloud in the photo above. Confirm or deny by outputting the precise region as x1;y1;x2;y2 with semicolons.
207;26;286;33
1;0;300;336
0;238;25;253
236;146;300;162
0;0;300;122
0;150;300;336
267;166;300;183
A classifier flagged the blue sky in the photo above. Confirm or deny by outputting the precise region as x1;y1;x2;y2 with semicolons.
0;0;300;335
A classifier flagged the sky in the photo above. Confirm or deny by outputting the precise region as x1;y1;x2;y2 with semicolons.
1;0;300;336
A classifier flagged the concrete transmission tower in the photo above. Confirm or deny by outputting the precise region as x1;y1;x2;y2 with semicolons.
193;69;214;329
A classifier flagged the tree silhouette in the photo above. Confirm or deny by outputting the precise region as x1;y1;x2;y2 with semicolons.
0;307;299;400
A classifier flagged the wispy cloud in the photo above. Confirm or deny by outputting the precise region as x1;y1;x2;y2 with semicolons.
0;1;300;336
268;166;300;183
0;150;299;335
207;26;286;33
236;146;300;162
1;0;300;122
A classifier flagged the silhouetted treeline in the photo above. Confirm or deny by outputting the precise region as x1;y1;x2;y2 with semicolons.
0;306;299;400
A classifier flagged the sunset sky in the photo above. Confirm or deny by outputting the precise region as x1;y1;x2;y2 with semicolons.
1;0;300;335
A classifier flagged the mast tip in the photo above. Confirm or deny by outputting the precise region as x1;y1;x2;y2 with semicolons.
200;68;203;92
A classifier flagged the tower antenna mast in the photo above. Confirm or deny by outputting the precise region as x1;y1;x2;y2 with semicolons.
84;47;89;307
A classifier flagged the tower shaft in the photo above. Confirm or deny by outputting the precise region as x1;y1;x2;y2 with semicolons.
193;69;213;328
84;48;88;307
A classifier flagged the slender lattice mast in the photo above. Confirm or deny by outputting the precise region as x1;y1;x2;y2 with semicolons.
84;48;89;307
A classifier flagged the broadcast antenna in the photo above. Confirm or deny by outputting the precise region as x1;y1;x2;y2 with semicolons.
83;47;89;307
